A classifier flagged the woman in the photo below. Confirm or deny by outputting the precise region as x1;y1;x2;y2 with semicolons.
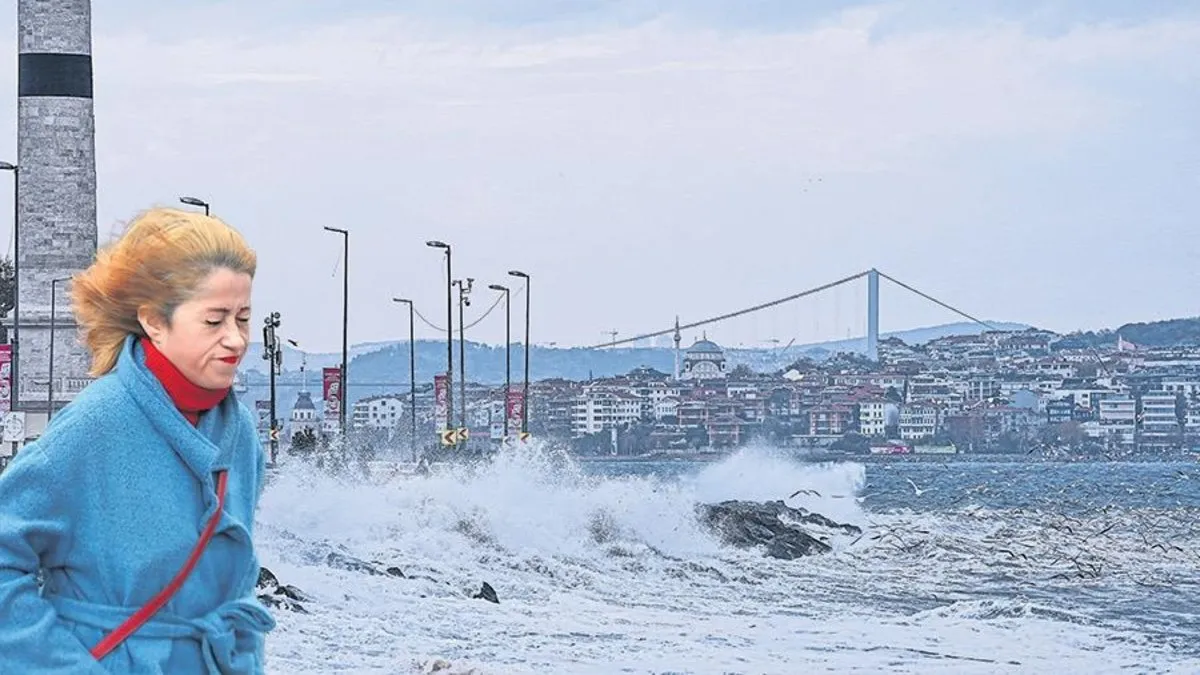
0;208;275;673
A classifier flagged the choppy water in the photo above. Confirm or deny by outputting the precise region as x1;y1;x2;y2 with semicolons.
256;446;1200;674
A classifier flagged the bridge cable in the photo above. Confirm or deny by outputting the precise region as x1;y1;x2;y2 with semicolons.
592;270;870;349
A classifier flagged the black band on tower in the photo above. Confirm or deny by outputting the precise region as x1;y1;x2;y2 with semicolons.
19;53;93;98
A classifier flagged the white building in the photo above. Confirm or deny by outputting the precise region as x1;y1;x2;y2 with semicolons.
571;389;643;436
1096;397;1136;445
284;390;321;441
858;400;896;437
1140;392;1180;446
899;405;939;440
654;396;681;420
352;395;406;431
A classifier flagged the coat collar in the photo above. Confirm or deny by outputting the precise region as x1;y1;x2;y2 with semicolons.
116;334;242;489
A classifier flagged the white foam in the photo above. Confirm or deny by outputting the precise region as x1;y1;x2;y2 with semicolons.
255;444;1197;673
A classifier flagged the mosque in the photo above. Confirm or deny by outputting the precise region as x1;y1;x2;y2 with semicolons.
675;328;728;381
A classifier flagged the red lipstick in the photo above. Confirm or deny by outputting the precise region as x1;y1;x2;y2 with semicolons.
219;356;239;364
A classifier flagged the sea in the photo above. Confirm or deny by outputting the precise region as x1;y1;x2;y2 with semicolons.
256;446;1200;674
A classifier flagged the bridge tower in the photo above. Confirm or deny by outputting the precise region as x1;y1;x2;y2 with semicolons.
866;268;880;361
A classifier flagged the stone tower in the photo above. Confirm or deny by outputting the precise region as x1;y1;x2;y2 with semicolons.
13;0;98;418
672;316;682;381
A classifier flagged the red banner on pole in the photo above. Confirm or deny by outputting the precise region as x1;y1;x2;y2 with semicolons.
505;390;524;437
322;367;342;421
434;374;450;432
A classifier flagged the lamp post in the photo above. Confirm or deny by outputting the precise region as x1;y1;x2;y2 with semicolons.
507;270;530;435
488;283;511;440
323;227;349;437
392;297;418;463
262;312;281;465
453;278;473;448
426;241;453;441
179;196;210;216
48;276;69;421
2;162;18;408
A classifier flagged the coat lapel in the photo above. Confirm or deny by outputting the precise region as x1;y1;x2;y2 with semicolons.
116;336;239;532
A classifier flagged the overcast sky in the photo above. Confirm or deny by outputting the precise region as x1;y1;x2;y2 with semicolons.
1;0;1197;352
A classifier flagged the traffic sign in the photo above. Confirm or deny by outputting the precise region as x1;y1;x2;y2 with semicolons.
440;430;457;446
457;428;470;442
269;428;279;441
519;432;531;442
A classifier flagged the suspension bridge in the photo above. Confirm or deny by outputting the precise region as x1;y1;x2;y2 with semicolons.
289;267;996;390
583;268;993;359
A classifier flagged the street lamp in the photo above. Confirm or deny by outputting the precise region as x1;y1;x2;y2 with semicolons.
426;241;453;440
453;278;473;448
507;270;530;436
1;162;18;411
262;312;281;465
48;277;69;421
179;196;210;216
488;283;511;440
392;297;418;463
324;227;349;437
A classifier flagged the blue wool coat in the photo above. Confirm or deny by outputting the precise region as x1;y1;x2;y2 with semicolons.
0;335;275;673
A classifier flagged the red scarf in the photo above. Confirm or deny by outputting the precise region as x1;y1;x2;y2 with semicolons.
141;338;229;426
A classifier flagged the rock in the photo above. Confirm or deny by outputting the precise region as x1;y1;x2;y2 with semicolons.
256;565;310;613
324;551;405;578
471;581;499;604
697;500;861;560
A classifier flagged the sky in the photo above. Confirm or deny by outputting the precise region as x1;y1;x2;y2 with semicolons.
0;0;1197;352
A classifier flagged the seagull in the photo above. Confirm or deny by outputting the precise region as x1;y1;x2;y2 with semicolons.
905;478;932;497
789;489;821;498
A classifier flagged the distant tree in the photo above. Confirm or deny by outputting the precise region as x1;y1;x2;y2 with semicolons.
884;386;903;403
0;256;12;343
729;364;756;379
831;432;869;454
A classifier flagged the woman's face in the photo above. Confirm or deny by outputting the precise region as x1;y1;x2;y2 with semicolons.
140;267;253;389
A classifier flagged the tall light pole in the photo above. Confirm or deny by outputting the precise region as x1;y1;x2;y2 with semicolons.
426;241;453;441
508;270;530;436
323;227;349;437
47;277;69;421
262;312;281;465
392;297;418;463
179;196;210;216
488;283;511;440
1;162;18;406
453;278;473;448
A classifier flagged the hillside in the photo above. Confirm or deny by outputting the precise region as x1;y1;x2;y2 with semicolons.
240;320;1028;399
1053;317;1200;351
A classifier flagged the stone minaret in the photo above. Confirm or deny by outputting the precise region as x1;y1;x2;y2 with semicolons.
14;0;98;420
672;316;682;380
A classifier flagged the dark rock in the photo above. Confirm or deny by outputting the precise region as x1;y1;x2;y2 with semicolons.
324;551;406;578
256;565;309;613
471;581;499;604
259;592;310;614
697;500;861;560
257;567;279;588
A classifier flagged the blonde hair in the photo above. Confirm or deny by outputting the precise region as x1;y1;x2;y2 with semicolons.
71;207;257;376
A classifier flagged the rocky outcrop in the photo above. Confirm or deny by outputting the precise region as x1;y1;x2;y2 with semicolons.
324;551;407;578
697;500;861;560
257;567;312;613
471;581;499;604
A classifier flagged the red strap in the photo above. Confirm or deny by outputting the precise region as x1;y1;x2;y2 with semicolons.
90;470;229;661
